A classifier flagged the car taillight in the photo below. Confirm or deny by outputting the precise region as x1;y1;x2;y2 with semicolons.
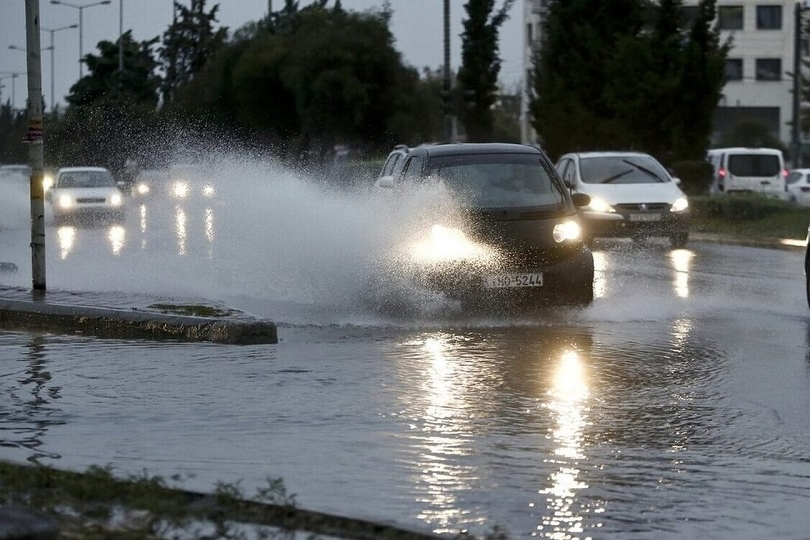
718;167;727;178
783;168;789;178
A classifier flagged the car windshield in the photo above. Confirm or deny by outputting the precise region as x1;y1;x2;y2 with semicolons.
580;155;670;184
428;153;566;209
58;170;115;188
727;154;780;177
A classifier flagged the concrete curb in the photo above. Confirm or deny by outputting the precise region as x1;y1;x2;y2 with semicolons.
0;287;277;344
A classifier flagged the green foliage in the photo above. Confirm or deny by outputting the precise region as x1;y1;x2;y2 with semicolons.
0;460;447;539
690;194;810;241
717;119;788;153
531;0;728;162
160;0;228;105
67;31;161;108
0;103;27;164
670;159;714;195
457;0;515;142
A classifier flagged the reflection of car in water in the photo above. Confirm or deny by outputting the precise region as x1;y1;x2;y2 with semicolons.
47;167;125;223
375;143;594;309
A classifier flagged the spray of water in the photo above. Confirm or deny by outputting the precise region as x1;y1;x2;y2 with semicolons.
0;147;590;327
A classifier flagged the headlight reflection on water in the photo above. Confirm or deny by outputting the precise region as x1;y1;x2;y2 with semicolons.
536;350;599;539
57;226;75;259
412;333;488;534
107;225;125;255
669;249;693;298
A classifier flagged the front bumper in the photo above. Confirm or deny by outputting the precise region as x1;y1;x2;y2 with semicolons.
413;245;595;308
580;209;690;239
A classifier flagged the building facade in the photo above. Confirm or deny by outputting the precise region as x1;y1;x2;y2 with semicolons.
521;0;803;155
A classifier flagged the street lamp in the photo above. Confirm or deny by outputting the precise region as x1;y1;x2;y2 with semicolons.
50;0;112;79
42;24;78;111
0;72;24;111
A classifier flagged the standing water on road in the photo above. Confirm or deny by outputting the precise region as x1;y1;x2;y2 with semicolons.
2;150;810;538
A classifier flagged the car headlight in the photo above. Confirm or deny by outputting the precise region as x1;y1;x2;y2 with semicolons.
553;220;582;243
203;184;215;198
409;225;495;265
58;194;73;209
670;196;689;212
136;183;150;195
173;181;189;198
586;196;615;213
42;175;53;191
110;193;123;207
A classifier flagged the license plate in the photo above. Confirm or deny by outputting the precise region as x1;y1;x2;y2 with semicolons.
629;213;661;222
484;272;544;289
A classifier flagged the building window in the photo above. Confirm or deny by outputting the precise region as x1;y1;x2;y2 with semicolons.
718;6;744;30
756;5;782;29
725;58;743;81
755;58;781;80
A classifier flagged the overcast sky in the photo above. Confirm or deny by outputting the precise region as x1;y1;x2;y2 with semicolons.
0;0;523;111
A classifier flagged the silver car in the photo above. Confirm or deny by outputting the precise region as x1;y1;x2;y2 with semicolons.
47;167;125;223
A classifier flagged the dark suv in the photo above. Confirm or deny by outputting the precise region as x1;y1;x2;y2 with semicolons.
377;143;594;307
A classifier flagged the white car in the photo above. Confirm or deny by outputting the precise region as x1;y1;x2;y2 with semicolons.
706;147;787;197
555;151;690;248
786;168;810;206
47;166;125;222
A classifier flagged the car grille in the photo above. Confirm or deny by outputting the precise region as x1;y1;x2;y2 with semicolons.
76;197;106;204
614;203;669;212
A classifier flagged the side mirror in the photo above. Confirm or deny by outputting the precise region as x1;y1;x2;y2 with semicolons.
376;175;394;189
571;192;590;208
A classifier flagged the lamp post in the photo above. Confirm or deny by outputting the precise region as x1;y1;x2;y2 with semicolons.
50;0;111;79
0;72;24;110
9;45;54;111
42;24;78;111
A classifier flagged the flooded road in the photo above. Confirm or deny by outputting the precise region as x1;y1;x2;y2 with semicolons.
1;160;809;538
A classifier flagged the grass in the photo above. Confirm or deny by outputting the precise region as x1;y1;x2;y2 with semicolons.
689;194;810;241
0;460;461;539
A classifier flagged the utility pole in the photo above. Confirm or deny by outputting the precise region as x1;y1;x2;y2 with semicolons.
793;2;807;168
24;0;47;290
443;0;453;142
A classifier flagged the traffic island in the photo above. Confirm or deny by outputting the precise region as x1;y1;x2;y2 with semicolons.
0;286;277;344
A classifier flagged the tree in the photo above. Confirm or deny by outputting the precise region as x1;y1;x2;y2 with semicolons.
530;0;728;163
0;103;27;164
160;0;228;105
54;32;162;174
671;0;728;160
530;0;645;159
456;0;515;142
67;31;160;108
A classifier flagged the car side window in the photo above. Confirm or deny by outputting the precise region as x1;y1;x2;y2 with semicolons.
382;154;401;176
402;156;423;182
557;159;574;184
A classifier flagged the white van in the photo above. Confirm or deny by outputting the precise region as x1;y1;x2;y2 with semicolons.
706;147;786;197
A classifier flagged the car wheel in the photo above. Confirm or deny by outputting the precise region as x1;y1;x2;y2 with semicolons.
670;233;689;249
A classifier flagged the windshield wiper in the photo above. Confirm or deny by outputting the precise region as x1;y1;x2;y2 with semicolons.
622;159;666;183
600;169;634;184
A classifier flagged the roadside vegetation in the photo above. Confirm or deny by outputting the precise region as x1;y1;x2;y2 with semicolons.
1;460;487;539
690;195;809;241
